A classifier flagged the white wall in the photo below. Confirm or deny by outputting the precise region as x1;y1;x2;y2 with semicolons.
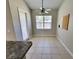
6;0;16;41
57;0;73;56
32;9;58;36
8;0;32;41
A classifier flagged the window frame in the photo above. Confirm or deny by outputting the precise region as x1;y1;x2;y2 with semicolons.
36;15;52;30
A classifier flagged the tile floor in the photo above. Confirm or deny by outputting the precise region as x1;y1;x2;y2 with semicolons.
26;36;73;59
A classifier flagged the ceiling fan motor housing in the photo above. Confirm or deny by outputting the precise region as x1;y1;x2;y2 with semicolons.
41;8;45;13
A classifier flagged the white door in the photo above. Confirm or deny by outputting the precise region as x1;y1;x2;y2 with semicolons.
19;10;28;41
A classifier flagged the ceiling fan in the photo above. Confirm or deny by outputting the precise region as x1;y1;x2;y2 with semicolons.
39;0;51;14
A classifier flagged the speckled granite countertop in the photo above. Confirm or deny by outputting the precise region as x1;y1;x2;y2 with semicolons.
6;41;32;59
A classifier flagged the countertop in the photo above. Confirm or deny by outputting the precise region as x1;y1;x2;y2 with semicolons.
6;41;32;59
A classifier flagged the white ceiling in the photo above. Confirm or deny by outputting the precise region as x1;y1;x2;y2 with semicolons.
25;0;64;9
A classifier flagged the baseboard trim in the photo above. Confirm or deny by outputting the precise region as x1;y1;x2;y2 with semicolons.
57;37;73;57
33;35;56;37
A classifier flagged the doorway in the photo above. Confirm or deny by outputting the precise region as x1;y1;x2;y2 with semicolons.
18;8;28;41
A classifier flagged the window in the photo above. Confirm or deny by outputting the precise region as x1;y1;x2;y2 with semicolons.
36;16;52;29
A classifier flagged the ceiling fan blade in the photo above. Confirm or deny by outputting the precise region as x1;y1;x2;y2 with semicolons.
40;7;42;10
45;11;48;13
46;9;51;11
